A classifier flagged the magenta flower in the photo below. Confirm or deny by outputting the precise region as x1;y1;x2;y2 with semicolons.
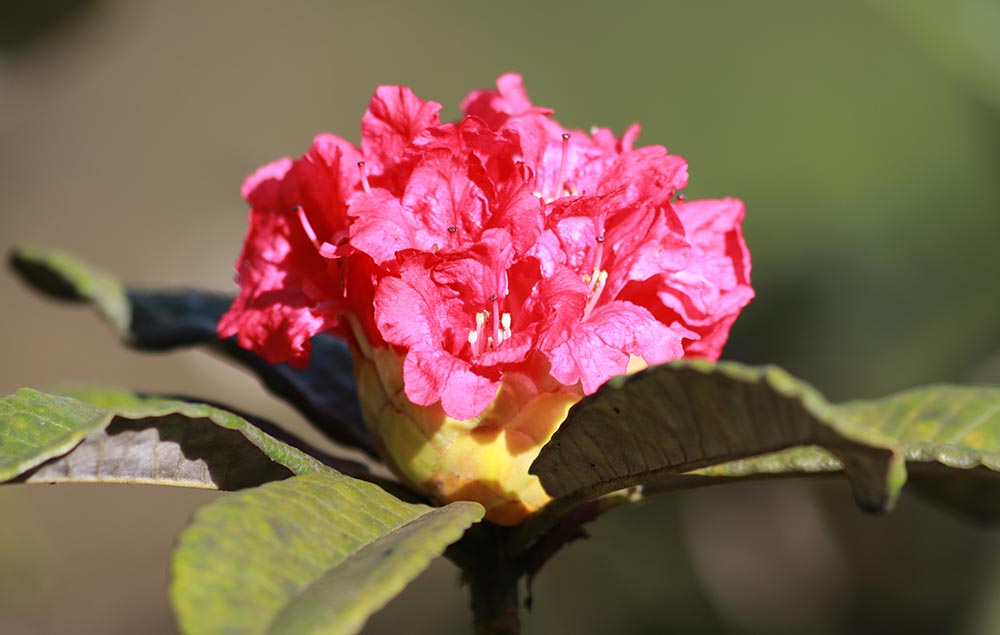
219;74;753;524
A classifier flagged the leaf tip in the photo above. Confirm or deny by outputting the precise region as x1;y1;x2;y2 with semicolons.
9;244;87;302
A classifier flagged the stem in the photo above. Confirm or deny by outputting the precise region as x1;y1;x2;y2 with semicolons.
468;562;520;635
449;524;522;634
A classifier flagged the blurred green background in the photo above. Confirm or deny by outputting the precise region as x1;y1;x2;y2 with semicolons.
3;1;1000;633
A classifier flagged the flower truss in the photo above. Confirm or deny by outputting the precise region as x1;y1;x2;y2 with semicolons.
219;73;753;525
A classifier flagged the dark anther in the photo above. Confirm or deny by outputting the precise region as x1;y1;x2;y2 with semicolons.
357;161;365;168
562;133;570;140
489;294;497;302
447;226;457;233
596;235;606;243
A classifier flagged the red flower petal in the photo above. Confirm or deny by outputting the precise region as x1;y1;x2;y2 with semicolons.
546;301;693;394
226;74;753;422
218;207;340;367
623;197;754;360
240;157;293;208
460;72;553;130
362;85;441;173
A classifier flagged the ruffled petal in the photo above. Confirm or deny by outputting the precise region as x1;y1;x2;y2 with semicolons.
362;85;442;172
545;301;693;393
460;72;552;129
218;207;339;367
241;157;293;207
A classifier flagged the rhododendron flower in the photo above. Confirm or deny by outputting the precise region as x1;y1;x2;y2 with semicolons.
219;74;753;525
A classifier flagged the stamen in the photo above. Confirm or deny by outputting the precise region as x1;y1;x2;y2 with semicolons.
357;161;371;194
583;270;609;320
501;312;512;341
295;205;337;259
590;234;606;291
475;311;487;351
556;133;570;199
468;330;479;348
297;206;339;259
296;206;318;244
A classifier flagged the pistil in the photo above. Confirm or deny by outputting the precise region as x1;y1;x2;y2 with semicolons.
490;294;500;345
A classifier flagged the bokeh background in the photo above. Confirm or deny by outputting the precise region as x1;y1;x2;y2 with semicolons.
3;1;1000;633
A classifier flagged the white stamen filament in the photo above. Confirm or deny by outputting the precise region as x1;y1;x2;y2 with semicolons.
588;268;601;294
297;206;338;259
469;307;513;354
476;311;487;343
556;133;570;199
592;235;606;289
583;270;608;320
357;161;371;194
469;311;487;355
297;206;318;244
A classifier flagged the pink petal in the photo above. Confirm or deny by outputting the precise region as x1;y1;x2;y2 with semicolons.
461;73;553;129
431;228;515;307
644;197;754;360
362;85;442;171
348;189;419;264
403;344;499;420
530;265;590;351
219;207;339;367
241;157;293;207
546;301;693;393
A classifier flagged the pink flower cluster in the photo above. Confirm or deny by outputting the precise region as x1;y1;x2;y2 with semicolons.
220;74;753;423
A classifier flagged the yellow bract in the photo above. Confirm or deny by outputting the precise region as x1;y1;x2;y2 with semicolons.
353;345;582;525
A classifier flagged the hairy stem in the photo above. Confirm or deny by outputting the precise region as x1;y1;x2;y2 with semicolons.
468;563;520;635
451;523;522;634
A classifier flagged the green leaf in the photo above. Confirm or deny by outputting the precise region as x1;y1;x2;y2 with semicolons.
9;244;373;456
9;244;130;333
639;385;1000;522
2;386;366;490
0;389;111;481
530;360;906;514
662;445;842;484
171;472;484;635
842;385;1000;521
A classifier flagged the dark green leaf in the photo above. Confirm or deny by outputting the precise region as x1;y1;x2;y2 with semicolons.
171;472;484;635
2;386;366;490
842;385;1000;521
530;360;906;514
9;244;373;456
609;385;1000;522
0;388;111;481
